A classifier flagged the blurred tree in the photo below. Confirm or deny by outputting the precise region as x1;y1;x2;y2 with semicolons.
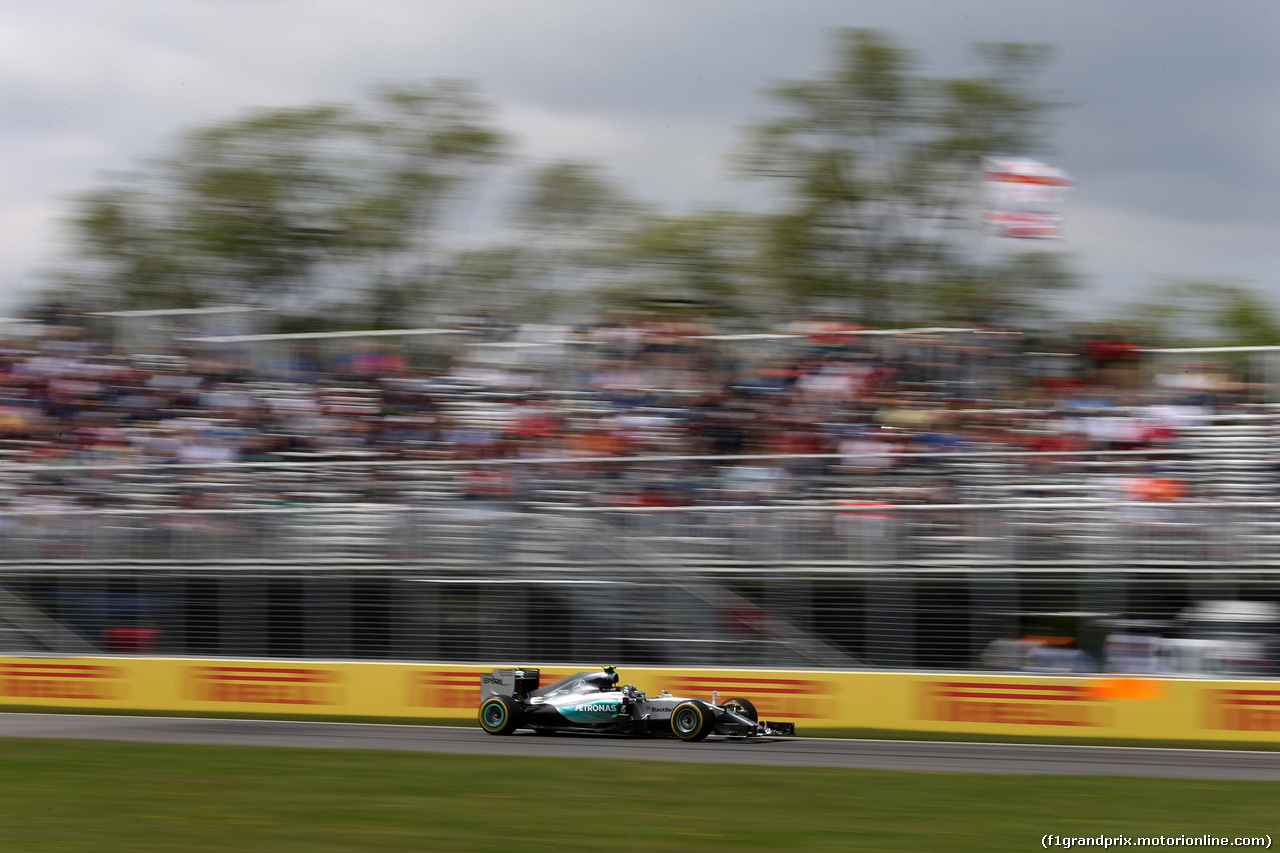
430;243;568;322
599;210;766;318
508;160;646;308
514;160;641;235
926;250;1077;327
738;28;1075;324
1119;280;1280;347
53;81;507;327
61;186;205;308
43;35;1081;333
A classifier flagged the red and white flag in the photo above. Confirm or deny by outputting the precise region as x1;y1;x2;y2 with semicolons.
983;157;1073;239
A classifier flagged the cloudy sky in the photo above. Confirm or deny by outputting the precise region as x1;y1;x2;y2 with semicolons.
4;0;1279;318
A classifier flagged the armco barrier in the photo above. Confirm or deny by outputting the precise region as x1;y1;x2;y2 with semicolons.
3;656;1280;744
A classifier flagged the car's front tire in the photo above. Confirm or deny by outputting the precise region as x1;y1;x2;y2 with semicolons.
479;695;522;735
723;697;758;722
670;700;714;742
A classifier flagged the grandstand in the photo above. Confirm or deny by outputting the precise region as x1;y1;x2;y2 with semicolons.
0;319;1277;676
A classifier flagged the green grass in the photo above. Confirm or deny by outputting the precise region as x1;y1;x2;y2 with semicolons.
0;738;1275;852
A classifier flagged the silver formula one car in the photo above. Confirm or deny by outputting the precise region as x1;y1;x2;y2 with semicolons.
478;666;795;740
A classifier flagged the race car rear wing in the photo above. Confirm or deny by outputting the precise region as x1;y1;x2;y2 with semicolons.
480;668;540;700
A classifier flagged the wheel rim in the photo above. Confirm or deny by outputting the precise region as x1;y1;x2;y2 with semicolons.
674;707;699;734
483;702;505;728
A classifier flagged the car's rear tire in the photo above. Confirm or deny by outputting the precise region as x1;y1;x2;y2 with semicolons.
723;697;758;722
479;695;522;735
670;700;714;742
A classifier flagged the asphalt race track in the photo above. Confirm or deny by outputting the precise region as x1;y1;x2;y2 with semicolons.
5;713;1280;780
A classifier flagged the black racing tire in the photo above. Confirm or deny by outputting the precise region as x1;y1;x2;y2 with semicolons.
723;697;758;722
479;695;522;735
670;700;715;742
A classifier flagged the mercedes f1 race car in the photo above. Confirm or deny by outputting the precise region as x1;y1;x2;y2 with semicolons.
478;666;796;740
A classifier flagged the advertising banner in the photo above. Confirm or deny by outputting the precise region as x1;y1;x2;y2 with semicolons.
4;656;1280;744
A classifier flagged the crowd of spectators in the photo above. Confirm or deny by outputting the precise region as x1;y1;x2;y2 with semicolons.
0;317;1267;518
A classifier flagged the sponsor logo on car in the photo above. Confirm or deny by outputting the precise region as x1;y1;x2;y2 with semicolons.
0;662;123;701
186;666;340;705
558;697;620;723
1203;688;1280;732
919;681;1110;727
666;675;833;720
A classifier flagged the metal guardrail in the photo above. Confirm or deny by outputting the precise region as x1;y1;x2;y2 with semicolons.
0;500;1274;568
0;450;1277;672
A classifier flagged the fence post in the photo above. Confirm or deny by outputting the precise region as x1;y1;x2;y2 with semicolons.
221;576;268;658
304;575;351;659
971;572;1019;670
866;572;914;668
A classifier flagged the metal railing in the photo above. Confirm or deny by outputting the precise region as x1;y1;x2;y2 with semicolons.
0;499;1278;673
1;447;1279;674
0;499;1274;568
